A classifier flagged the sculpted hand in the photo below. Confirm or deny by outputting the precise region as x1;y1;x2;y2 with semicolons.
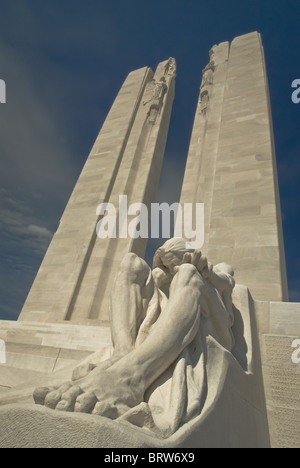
152;266;172;288
181;250;208;275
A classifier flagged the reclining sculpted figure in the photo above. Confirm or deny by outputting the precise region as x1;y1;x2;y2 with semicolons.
34;238;236;437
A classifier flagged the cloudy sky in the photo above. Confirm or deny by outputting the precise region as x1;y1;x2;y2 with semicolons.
0;0;300;320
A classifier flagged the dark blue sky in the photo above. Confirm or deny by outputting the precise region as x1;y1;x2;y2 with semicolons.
0;0;300;320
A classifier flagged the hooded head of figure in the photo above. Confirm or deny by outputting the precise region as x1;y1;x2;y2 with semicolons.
153;238;194;275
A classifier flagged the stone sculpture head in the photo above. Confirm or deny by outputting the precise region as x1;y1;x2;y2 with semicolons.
152;238;194;275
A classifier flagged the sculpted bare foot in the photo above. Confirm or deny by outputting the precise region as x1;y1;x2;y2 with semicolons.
71;348;128;381
71;357;112;381
33;363;144;419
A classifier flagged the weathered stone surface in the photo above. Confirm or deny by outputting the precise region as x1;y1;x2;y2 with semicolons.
0;320;112;375
255;301;300;449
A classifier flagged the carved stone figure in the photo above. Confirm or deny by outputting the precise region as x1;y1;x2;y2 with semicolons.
198;53;215;116
34;238;236;437
143;77;168;124
200;63;214;89
199;90;210;115
141;58;175;125
144;76;168;104
165;57;176;76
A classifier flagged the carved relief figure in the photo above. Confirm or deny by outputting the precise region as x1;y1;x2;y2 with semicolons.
201;63;214;89
34;238;236;437
164;57;176;77
199;90;210;115
199;54;215;116
142;58;175;125
143;76;168;124
143;77;168;107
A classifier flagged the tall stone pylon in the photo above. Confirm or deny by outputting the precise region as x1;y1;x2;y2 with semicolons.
177;32;288;303
19;58;176;325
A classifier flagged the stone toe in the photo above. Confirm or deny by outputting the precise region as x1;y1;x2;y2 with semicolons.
33;386;53;405
74;392;98;413
55;385;83;412
45;390;63;409
44;382;73;409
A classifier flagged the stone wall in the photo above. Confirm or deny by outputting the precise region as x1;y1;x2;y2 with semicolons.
255;301;300;448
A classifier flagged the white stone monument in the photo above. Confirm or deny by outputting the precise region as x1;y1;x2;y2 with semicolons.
0;33;299;448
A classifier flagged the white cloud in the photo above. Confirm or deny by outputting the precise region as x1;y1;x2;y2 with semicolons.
0;190;54;318
27;224;52;239
0;192;53;251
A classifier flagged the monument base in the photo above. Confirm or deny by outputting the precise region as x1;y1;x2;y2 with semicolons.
0;393;269;449
0;285;271;448
1;290;299;447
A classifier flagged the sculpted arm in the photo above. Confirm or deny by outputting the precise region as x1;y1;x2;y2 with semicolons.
109;263;202;393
